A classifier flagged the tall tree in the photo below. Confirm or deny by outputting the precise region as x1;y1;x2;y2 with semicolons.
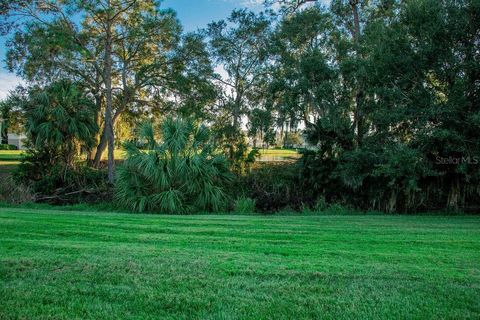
0;100;11;144
2;0;213;182
206;9;272;164
267;0;366;145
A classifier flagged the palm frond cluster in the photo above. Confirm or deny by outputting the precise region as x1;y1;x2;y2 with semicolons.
24;80;98;167
116;117;233;213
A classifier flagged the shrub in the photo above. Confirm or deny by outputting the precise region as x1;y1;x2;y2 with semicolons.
324;203;351;215
236;162;312;212
15;161;109;204
14;80;102;203
313;196;328;212
234;197;256;214
22;80;98;168
116;117;234;214
0;175;33;204
0;144;18;150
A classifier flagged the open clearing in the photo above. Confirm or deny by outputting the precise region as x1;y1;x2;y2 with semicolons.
1;208;479;319
0;151;23;175
0;149;300;167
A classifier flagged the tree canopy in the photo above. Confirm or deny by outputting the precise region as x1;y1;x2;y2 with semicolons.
1;0;479;212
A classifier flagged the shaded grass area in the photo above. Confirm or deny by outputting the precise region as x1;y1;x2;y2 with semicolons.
0;161;20;173
1;208;479;319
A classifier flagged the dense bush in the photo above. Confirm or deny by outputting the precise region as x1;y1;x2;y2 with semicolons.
22;80;98;167
15;80;104;202
234;197;256;214
116;117;233;213
15;162;108;203
0;175;33;204
235;162;312;212
0;144;18;150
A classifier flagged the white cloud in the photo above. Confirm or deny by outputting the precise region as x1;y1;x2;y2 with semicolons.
216;0;263;9
230;0;332;11
0;72;23;100
214;64;229;80
239;0;263;8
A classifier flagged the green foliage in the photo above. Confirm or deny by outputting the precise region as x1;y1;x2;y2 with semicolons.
15;162;108;203
0;94;23;145
0;144;17;150
283;0;480;213
14;80;104;201
283;132;303;147
0;175;32;204
206;10;272;169
2;0;479;213
314;196;328;212
23;80;98;167
234;197;256;214
116;117;233;213
211;124;260;173
236;162;310;212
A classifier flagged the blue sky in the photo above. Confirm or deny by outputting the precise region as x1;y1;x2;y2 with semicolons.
0;0;265;98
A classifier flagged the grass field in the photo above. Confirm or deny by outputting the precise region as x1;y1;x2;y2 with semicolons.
0;148;300;163
0;150;23;174
1;208;479;319
0;150;24;161
257;148;301;161
107;148;300;161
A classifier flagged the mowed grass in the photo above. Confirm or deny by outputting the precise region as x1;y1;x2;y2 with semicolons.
0;148;301;165
0;150;24;174
1;208;479;319
0;150;24;161
257;148;301;161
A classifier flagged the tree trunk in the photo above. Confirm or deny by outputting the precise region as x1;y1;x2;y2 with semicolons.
93;127;108;167
92;110;122;167
233;96;241;129
87;92;103;164
1;119;8;145
350;0;363;147
447;177;461;211
104;16;115;183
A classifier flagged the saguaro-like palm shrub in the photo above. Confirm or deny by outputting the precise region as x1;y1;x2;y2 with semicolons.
116;117;233;213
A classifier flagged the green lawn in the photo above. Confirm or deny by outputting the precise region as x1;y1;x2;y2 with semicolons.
1;208;479;319
0;151;24;174
0;150;24;161
0;148;300;164
258;148;301;161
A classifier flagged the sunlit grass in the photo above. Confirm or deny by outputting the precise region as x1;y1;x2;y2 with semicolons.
0;150;25;161
257;148;301;161
1;148;300;163
0;151;24;173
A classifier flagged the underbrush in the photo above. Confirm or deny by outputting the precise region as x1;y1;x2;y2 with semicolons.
14;156;111;205
0;144;18;150
234;162;311;212
233;197;256;214
0;175;33;204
